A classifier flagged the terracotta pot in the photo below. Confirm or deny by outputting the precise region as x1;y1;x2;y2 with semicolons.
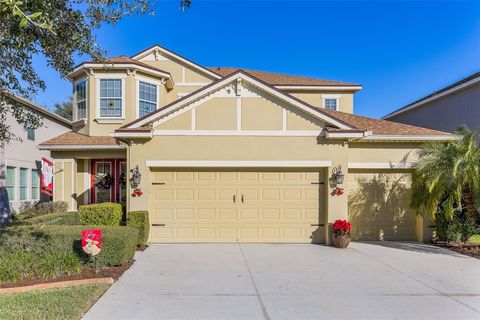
333;234;351;248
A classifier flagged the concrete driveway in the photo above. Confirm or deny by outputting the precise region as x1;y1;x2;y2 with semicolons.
84;243;480;320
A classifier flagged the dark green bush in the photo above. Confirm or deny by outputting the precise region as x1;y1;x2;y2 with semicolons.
17;201;69;218
0;225;138;269
24;212;81;226
127;211;150;246
0;248;81;284
79;203;122;226
435;209;479;243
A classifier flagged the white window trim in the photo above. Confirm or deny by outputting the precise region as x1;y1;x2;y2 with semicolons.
136;78;160;119
96;77;126;119
74;79;88;121
321;95;340;111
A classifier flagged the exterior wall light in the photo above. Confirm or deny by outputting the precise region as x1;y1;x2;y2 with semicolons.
130;165;142;189
332;165;344;186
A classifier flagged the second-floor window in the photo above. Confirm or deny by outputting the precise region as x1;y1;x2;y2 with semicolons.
75;81;87;120
27;128;35;141
323;98;338;111
100;79;123;118
138;81;157;117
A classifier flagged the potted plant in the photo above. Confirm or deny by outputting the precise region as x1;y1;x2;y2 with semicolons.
332;219;351;248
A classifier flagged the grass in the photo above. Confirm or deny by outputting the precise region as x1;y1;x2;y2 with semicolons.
469;234;480;244
0;283;110;320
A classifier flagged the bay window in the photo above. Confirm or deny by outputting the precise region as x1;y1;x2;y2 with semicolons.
138;81;158;117
75;81;87;120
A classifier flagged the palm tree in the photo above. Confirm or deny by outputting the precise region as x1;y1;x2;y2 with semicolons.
411;126;480;224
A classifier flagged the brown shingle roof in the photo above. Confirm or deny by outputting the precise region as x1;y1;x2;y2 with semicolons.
40;132;117;145
208;67;359;87
321;109;449;135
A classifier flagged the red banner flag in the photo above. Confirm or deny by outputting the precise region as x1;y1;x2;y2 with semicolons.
82;229;102;256
41;157;54;195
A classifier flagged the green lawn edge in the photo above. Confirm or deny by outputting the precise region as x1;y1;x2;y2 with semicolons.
0;283;110;320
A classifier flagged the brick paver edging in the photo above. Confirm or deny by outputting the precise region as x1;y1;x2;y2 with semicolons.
0;277;114;293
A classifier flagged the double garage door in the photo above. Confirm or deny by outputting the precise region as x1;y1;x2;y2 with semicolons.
150;169;325;243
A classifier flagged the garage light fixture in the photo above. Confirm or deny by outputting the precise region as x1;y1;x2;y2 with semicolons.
332;165;344;185
130;165;142;188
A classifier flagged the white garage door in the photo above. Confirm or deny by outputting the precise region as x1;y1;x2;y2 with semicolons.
150;169;325;243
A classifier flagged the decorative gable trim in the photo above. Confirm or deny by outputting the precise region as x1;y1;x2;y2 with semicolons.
120;70;355;131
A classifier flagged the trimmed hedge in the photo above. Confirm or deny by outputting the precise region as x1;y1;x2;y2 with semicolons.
0;225;138;269
0;249;81;284
16;201;69;218
79;203;122;226
24;212;81;226
127;211;150;246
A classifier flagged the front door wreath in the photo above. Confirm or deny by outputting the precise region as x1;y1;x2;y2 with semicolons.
94;172;113;190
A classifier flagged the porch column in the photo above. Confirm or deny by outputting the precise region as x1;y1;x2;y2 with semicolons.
324;144;349;245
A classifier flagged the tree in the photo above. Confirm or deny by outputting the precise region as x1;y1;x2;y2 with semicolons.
410;126;480;225
53;98;73;121
0;0;191;144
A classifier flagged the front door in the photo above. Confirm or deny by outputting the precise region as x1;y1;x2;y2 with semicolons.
91;159;126;204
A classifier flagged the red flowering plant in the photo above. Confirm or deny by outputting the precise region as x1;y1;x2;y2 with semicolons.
131;188;143;197
330;187;344;196
332;219;351;235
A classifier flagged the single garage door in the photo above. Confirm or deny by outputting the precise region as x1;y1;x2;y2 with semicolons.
348;171;416;241
150;169;324;243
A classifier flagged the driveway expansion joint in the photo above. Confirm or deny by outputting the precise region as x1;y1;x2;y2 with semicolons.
352;247;480;314
238;243;271;320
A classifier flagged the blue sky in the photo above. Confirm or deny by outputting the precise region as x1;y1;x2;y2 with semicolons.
34;0;480;118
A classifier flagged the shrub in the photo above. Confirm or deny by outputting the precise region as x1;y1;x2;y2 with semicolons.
24;212;81;226
79;203;122;226
0;225;138;269
16;201;69;218
435;209;479;243
127;211;150;246
0;248;82;284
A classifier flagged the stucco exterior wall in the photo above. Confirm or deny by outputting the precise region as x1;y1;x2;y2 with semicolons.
288;91;355;113
2;108;70;211
385;84;480;133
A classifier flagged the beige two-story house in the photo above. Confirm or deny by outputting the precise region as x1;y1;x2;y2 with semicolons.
39;45;455;244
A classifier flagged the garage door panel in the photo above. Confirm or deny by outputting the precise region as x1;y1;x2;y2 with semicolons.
150;169;325;243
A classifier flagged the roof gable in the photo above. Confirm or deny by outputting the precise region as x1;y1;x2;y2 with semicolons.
131;44;221;80
119;70;354;131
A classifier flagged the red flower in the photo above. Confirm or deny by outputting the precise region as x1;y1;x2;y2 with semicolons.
332;219;351;235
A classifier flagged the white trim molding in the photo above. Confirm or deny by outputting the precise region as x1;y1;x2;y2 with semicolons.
146;160;333;168
152;130;323;137
39;144;124;150
112;131;153;138
348;162;415;169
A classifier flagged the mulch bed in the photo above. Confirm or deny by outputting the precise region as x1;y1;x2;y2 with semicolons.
435;243;480;259
0;261;133;289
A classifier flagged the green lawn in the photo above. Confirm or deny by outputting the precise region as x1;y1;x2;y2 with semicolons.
469;234;480;244
0;283;110;320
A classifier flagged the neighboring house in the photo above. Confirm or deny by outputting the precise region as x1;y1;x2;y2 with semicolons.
0;95;72;214
39;44;456;244
383;72;480;133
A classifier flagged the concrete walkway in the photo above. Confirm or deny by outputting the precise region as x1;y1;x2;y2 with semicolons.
84;243;480;320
